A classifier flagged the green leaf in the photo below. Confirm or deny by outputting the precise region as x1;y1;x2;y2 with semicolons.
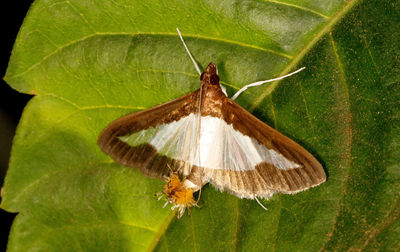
2;0;400;251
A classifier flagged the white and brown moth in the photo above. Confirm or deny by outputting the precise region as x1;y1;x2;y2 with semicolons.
98;29;326;217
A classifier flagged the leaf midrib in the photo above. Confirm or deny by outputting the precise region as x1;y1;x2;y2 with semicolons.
249;0;361;111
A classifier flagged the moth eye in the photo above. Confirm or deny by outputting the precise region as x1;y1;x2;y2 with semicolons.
200;72;205;81
210;74;219;85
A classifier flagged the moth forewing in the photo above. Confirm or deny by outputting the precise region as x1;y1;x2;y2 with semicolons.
97;90;200;178
220;100;326;194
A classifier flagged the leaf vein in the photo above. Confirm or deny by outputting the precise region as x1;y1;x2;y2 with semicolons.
66;1;96;33
260;0;329;19
359;199;400;250
298;81;315;134
148;210;176;252
44;93;146;111
7;32;292;81
190;215;198;252
317;33;353;251
362;36;381;75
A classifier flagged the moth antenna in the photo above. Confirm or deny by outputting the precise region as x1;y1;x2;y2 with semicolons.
231;67;306;100
195;93;204;205
195;99;204;205
176;28;204;205
255;197;268;211
176;28;202;76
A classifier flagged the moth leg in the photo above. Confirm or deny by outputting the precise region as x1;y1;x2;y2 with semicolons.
255;197;268;211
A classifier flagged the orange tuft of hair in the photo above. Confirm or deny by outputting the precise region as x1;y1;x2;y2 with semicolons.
163;174;182;195
162;173;196;217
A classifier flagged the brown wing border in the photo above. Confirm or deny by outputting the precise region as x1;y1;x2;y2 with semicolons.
97;90;200;178
219;98;326;194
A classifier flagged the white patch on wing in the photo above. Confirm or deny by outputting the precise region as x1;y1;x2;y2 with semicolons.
118;114;300;171
118;113;200;175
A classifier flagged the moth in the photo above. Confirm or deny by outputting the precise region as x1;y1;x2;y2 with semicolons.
98;29;326;217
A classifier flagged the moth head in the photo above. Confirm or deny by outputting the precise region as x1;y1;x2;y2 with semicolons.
200;62;220;85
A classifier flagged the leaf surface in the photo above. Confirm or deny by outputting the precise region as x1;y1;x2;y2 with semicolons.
2;0;400;251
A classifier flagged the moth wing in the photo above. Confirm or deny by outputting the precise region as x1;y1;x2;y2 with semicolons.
204;98;325;199
98;90;200;178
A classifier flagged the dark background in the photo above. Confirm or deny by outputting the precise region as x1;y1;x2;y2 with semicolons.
1;1;33;251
